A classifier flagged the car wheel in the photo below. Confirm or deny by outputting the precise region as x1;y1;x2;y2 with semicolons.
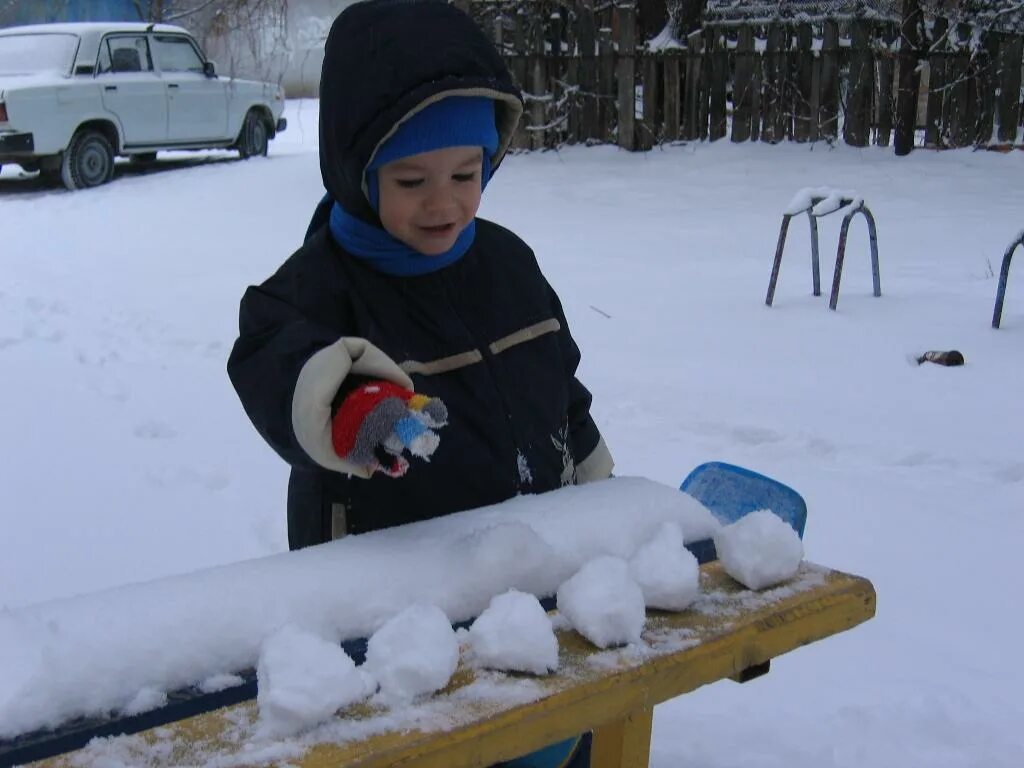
237;110;269;159
61;129;115;190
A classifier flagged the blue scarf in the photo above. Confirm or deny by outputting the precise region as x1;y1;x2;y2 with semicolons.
329;202;476;277
328;151;493;277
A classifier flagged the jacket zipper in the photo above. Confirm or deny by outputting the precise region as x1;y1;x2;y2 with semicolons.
440;273;525;488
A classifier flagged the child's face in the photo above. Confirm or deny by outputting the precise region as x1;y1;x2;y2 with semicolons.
377;146;484;255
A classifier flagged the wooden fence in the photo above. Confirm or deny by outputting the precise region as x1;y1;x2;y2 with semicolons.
466;1;1024;152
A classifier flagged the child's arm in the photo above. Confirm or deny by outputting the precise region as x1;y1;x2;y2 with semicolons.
546;285;615;484
567;376;613;483
228;277;419;479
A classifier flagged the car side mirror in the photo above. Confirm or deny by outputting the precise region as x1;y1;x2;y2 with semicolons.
203;60;216;78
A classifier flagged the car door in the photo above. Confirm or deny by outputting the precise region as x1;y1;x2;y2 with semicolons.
96;34;167;145
151;34;229;143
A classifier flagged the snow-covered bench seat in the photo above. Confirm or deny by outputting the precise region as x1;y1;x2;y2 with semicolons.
26;561;875;768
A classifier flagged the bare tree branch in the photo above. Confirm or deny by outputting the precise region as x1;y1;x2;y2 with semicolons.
166;0;223;23
129;0;149;22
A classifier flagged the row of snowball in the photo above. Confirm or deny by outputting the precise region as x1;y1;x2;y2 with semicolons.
256;510;802;737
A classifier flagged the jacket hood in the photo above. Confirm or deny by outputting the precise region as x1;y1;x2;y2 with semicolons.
318;0;523;225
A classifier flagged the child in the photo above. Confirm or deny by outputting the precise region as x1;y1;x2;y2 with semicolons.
228;2;610;762
229;0;612;549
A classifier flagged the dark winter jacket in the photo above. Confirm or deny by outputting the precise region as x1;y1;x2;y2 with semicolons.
227;0;612;550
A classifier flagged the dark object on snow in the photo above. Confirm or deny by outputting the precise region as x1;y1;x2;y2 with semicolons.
916;350;965;366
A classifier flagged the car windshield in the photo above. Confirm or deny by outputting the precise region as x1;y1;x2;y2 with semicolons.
0;33;78;76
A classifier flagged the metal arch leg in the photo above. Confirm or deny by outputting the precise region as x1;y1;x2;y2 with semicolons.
766;214;794;306
993;235;1023;329
808;212;821;296
861;207;881;297
829;211;855;310
829;205;880;311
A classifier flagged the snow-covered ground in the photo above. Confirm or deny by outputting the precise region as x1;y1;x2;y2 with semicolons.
2;99;1023;765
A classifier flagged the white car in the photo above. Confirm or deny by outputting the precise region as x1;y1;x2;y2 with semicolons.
0;21;287;189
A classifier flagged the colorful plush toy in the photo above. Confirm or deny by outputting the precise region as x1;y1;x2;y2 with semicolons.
332;380;448;477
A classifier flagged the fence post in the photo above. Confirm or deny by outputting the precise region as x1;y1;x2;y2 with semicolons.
946;23;972;147
975;32;1000;146
844;19;873;147
751;28;763;142
793;23;814;142
566;38;580;144
924;16;948;148
616;1;637;150
637;53;659;149
877;23;897;148
530;12;547;149
698;26;713;139
599;25;616;143
810;38;821;142
663;51;681;142
576;2;599;143
996;33;1023;143
683;30;703;141
732;25;755;143
545;5;571;146
820;20;840;142
708;26;728;141
511;10;530;149
762;22;784;143
778;23;792;140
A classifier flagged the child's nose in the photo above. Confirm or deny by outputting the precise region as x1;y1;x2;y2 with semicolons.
423;187;456;213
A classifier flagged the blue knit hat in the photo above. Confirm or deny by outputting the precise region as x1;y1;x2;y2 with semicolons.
365;95;499;210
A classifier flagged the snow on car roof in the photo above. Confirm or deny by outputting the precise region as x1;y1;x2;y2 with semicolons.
0;22;189;37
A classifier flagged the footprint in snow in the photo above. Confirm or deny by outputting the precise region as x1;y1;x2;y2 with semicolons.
134;421;177;440
731;426;783;446
992;464;1024;484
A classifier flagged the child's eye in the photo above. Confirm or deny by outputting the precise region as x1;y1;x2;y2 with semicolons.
396;178;424;189
453;172;477;183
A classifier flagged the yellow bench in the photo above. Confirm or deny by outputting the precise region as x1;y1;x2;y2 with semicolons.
33;561;875;768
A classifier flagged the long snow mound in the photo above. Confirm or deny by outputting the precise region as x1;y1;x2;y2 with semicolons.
0;477;717;738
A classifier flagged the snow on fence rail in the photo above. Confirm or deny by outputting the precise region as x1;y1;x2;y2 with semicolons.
466;0;1024;152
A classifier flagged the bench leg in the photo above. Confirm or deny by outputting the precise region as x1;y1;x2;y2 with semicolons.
590;707;653;768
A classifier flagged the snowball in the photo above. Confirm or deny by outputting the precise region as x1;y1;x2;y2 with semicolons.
363;605;459;704
714;510;804;590
628;521;700;611
556;557;645;649
256;624;372;738
468;590;559;675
